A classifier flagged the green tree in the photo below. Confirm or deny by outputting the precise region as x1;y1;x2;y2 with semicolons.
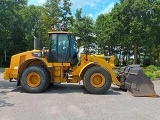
70;8;94;49
0;0;27;65
112;0;160;65
95;3;122;56
60;0;72;29
95;0;160;65
41;0;72;46
149;0;160;65
95;14;106;54
20;5;42;49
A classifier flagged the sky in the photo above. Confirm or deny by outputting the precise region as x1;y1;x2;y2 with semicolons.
28;0;119;20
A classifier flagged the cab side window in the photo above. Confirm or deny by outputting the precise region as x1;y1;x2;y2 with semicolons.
50;34;57;51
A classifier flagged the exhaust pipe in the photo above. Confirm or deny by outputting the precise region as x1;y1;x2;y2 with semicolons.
33;36;38;50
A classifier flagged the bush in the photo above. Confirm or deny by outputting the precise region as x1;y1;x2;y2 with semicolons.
144;65;160;79
154;71;160;78
145;65;158;72
145;71;156;79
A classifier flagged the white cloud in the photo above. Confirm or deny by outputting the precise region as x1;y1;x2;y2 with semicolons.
70;0;102;9
38;0;46;4
30;0;103;8
100;2;115;14
88;13;93;18
28;0;117;20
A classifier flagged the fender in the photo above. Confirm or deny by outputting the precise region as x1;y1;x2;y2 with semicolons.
17;58;48;81
72;62;96;78
79;62;96;77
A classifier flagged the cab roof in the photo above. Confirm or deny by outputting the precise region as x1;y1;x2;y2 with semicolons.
48;31;72;34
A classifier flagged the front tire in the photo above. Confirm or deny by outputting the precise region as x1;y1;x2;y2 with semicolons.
83;66;111;94
20;66;50;93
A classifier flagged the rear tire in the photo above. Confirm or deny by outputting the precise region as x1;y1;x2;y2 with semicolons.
83;66;111;94
20;66;50;93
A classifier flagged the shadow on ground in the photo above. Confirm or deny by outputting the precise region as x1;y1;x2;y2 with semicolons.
0;80;17;90
11;83;122;95
0;79;15;108
0;91;14;108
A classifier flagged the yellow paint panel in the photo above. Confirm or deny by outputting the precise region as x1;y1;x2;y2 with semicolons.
3;68;11;80
20;55;26;65
54;77;61;83
52;63;70;66
54;67;61;70
72;76;80;83
10;73;17;79
62;78;67;82
54;71;61;76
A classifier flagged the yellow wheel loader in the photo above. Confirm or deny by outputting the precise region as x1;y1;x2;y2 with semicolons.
3;30;157;97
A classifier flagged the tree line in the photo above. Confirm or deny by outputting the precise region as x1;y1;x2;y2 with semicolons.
0;0;160;66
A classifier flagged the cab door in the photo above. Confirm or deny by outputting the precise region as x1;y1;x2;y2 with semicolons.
48;33;69;63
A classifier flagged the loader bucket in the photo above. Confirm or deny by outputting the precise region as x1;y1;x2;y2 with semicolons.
117;65;158;97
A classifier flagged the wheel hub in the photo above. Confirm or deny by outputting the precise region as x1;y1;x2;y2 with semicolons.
90;73;105;88
26;72;41;87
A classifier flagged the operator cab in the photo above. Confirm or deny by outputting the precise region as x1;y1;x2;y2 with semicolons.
48;31;78;65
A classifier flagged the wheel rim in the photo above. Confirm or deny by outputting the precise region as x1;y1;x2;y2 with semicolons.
26;72;41;87
90;73;105;88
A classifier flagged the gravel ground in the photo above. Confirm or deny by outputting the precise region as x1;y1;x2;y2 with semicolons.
0;71;160;120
